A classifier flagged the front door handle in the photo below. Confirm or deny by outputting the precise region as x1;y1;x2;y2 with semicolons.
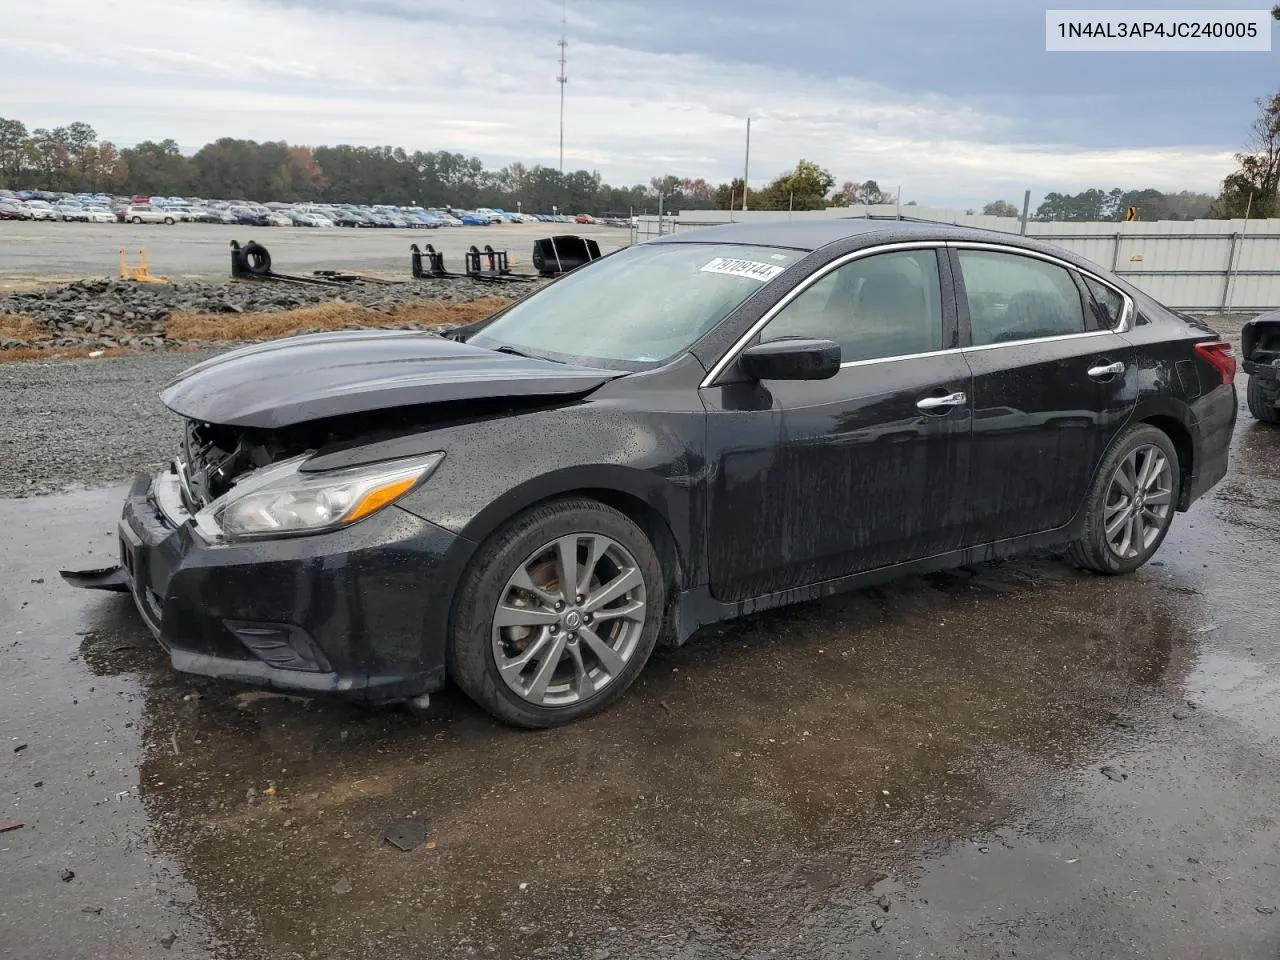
1088;361;1125;379
916;391;967;411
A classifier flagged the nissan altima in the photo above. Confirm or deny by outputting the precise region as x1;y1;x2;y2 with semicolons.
65;219;1238;727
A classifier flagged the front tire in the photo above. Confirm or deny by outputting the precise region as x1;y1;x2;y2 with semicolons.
448;498;665;728
131;216;142;224
1246;375;1280;424
1069;425;1180;575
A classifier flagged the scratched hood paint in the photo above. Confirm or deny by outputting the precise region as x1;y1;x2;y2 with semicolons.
159;329;621;429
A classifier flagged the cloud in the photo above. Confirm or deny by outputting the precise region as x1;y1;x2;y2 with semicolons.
0;0;1249;204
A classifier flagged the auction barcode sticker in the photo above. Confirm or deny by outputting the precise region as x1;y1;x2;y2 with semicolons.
700;257;786;282
1046;9;1272;51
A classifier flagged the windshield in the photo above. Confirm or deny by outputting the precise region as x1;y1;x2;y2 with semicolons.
469;242;799;369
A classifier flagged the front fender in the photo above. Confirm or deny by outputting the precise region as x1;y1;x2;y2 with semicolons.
394;402;709;589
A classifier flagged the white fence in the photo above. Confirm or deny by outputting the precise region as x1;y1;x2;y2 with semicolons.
632;205;1280;313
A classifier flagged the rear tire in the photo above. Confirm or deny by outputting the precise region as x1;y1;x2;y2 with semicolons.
448;498;665;728
164;216;175;225
1069;424;1180;575
1246;375;1280;424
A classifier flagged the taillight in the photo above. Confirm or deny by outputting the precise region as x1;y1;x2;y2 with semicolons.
1194;340;1236;385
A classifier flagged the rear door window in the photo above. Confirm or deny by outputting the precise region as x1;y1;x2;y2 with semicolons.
957;250;1086;345
1083;276;1127;330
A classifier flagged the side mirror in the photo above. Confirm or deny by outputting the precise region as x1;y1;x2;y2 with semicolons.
739;338;841;381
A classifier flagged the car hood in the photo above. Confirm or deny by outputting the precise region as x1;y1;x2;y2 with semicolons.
160;329;622;430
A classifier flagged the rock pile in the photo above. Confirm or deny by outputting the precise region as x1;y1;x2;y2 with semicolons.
0;276;528;350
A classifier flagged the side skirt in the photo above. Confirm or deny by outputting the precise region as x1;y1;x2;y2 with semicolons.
672;523;1081;644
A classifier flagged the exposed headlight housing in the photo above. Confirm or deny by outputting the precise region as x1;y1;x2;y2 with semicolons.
193;452;444;542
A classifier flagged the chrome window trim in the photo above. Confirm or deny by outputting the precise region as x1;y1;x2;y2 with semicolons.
948;241;1133;335
961;328;1114;353
839;346;960;369
700;241;948;388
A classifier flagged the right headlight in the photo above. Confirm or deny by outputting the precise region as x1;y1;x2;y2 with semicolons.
195;452;444;542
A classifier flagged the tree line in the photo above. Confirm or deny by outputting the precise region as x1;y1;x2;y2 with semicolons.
0;116;901;216
0;111;1269;220
977;189;1218;222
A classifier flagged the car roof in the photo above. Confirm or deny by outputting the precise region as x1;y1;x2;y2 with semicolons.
648;216;1123;278
650;216;1060;255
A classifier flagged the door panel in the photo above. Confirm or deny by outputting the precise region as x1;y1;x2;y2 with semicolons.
951;246;1138;543
703;247;971;602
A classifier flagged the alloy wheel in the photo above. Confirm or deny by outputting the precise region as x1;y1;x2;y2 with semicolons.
1104;444;1173;560
491;533;647;707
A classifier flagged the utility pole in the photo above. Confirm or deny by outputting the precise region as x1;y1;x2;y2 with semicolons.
742;117;751;213
557;1;568;176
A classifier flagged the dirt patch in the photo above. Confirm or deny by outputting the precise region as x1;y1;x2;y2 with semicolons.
165;297;512;342
0;314;42;340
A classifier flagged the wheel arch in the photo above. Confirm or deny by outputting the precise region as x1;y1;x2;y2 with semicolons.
454;465;693;597
1136;411;1194;510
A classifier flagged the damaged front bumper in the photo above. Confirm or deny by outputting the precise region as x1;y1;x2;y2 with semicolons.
1242;358;1280;382
80;470;468;702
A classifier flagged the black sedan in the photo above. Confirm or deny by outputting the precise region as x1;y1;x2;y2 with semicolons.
66;219;1238;727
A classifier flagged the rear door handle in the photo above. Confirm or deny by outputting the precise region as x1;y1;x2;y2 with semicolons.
916;391;967;411
1088;361;1125;379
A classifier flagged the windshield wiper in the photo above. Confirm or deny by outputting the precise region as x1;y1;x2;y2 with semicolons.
492;344;533;358
491;344;565;363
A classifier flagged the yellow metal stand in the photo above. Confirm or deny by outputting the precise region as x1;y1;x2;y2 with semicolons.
118;247;167;283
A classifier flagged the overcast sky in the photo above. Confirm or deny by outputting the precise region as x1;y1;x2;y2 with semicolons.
0;0;1274;206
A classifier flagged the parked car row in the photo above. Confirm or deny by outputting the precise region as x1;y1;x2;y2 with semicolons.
0;189;635;228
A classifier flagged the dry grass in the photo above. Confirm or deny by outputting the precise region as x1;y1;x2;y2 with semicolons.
0;344;204;363
0;314;43;340
166;296;513;342
0;295;514;363
0;345;139;362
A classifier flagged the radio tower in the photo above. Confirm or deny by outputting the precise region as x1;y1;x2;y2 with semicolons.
557;1;567;175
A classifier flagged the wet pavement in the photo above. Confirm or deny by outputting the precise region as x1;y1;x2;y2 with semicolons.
2;388;1278;959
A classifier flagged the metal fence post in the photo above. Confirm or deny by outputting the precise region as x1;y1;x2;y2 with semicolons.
1110;233;1121;272
1219;232;1240;313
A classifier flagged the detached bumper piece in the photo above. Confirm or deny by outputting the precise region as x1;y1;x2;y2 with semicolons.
60;566;130;592
86;471;464;703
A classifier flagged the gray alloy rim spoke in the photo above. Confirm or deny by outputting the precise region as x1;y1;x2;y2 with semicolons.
1114;457;1137;496
498;630;553;682
492;532;648;708
590;599;646;623
509;566;559;607
493;604;560;629
524;632;570;703
1104;506;1131;539
583;567;644;613
1142;453;1168;492
1105;444;1172;560
567;641;594;698
578;536;609;596
578;625;627;678
554;536;581;603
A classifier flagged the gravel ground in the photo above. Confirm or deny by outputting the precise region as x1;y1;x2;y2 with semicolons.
0;350;217;497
